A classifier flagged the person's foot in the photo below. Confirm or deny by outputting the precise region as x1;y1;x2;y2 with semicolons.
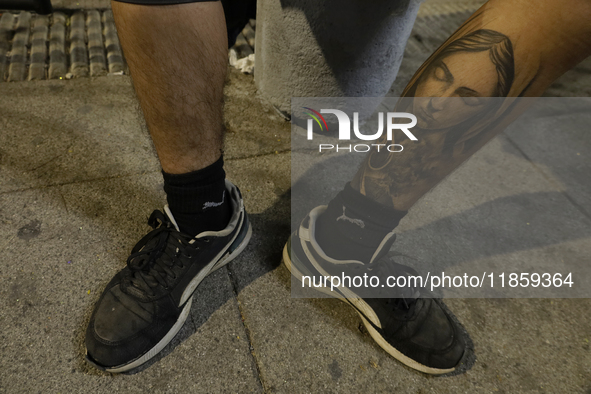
85;180;251;373
283;206;467;375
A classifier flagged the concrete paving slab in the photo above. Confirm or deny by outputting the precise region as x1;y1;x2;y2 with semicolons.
224;152;291;294
544;57;591;98
503;99;591;217
391;134;591;298
0;78;158;193
0;70;290;194
224;69;291;160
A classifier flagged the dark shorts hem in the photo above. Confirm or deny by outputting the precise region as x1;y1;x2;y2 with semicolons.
112;0;218;4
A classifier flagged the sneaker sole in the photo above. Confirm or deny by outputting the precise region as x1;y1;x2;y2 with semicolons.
86;216;252;373
282;240;456;375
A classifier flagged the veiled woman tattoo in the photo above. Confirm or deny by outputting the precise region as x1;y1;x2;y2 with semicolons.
351;24;533;210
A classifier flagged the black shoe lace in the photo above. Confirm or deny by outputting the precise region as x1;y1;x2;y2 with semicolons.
123;210;204;297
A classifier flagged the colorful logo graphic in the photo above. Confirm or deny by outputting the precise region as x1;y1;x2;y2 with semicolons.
303;107;328;132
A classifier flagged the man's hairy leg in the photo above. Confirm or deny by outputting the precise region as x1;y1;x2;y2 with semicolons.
84;2;254;373
351;0;591;210
111;1;228;174
111;1;233;237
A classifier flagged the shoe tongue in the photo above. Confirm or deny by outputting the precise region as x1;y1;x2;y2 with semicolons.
368;232;397;264
392;296;418;311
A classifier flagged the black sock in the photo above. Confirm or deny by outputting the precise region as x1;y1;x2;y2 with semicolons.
315;183;407;264
162;156;232;237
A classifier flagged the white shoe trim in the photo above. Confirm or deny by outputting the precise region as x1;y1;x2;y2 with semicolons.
292;210;383;328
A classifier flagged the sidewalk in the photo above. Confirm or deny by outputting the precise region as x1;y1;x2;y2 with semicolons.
1;1;591;393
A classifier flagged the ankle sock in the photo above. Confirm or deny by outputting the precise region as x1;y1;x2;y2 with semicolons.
162;156;232;237
315;183;407;264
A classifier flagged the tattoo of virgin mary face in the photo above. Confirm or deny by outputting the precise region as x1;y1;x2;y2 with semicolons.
411;29;515;130
353;29;517;208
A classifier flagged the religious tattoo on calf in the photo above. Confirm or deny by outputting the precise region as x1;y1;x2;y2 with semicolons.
351;25;533;210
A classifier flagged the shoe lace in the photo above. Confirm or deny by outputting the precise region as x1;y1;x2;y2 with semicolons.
124;210;204;297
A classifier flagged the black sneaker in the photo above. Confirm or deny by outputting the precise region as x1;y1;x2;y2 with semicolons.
283;206;466;375
85;180;252;373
